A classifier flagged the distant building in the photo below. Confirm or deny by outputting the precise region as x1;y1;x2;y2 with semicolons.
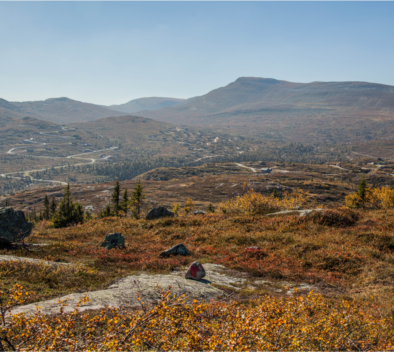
260;168;272;173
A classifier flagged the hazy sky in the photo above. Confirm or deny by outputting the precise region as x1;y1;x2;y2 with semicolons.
1;2;394;105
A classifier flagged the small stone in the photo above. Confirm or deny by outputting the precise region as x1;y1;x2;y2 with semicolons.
100;233;125;249
194;210;205;215
146;206;175;220
0;207;32;245
185;261;206;281
159;243;190;258
245;246;261;251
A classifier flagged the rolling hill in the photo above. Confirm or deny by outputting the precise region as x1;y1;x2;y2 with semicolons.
107;97;185;114
137;77;394;143
0;97;124;124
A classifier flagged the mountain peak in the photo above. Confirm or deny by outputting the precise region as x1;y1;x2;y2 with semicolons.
234;77;282;85
45;97;73;103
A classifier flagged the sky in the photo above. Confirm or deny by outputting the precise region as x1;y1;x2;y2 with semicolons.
1;2;394;105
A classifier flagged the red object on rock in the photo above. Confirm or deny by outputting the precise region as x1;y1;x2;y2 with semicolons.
185;261;206;281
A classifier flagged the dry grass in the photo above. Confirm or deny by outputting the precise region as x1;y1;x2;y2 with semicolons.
2;208;394;308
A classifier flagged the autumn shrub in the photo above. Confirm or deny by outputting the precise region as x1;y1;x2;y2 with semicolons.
346;186;394;209
303;208;360;227
2;285;394;351
218;188;310;215
0;260;107;302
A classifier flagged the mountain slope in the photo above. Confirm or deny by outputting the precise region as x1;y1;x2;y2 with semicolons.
107;97;185;114
137;77;394;143
0;97;124;124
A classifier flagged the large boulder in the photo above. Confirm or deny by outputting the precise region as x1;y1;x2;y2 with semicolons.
146;206;174;220
160;243;190;258
100;233;125;249
0;207;33;245
185;261;206;281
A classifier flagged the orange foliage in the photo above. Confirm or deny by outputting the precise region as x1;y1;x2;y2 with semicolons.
1;285;393;351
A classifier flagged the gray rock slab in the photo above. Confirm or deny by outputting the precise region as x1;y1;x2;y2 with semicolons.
0;255;69;266
265;209;324;217
11;272;224;317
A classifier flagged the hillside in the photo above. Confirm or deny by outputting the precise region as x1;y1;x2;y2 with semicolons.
107;97;185;114
0;97;124;124
138;77;394;143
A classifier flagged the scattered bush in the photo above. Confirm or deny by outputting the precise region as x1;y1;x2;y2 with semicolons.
346;186;394;209
304;209;360;227
218;188;310;215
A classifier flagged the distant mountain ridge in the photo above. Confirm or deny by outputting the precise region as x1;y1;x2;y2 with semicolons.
0;97;124;124
107;97;185;114
136;77;394;143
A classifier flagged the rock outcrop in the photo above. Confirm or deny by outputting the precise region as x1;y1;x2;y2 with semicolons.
146;206;175;220
0;207;32;244
160;243;190;258
100;233;125;249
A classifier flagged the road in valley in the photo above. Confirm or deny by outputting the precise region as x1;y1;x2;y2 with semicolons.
1;143;117;186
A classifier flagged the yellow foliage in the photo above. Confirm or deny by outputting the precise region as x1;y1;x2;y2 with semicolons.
1;285;393;351
346;187;394;209
171;203;180;216
218;188;310;215
184;198;194;214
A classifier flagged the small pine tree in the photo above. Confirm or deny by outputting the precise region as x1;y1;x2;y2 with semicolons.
357;176;367;201
208;203;215;213
131;180;145;219
43;195;50;220
99;204;112;218
273;188;278;198
111;180;121;216
50;198;57;216
52;183;84;228
121;188;129;216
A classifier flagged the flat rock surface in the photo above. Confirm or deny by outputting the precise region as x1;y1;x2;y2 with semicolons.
11;264;240;316
9;262;319;317
0;255;68;266
265;209;323;217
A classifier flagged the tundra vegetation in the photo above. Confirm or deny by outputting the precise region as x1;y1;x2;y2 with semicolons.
1;180;394;350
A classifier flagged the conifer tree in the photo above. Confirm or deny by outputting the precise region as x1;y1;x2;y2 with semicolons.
43;195;50;220
52;183;84;228
99;204;112;218
131;180;145;219
121;188;129;216
208;203;215;213
50;198;57;216
111;180;121;216
358;176;367;201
